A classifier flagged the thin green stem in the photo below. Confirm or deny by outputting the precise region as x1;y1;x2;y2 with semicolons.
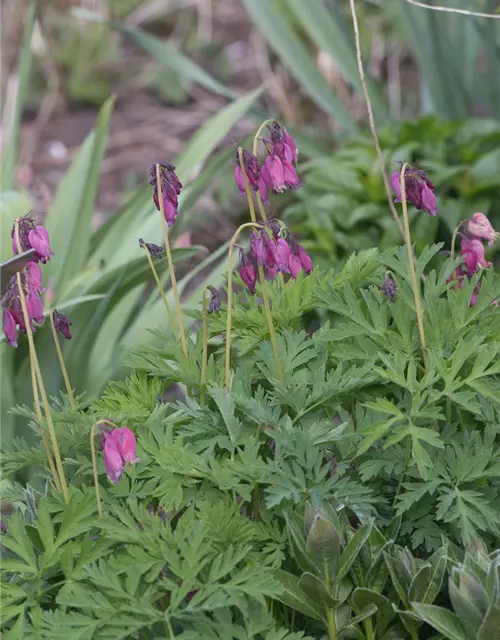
156;163;188;359
30;356;61;492
200;287;210;407
450;220;465;261
324;551;337;640
90;424;103;518
252;119;276;157
237;148;257;224
16;272;69;502
364;618;375;640
14;221;63;495
394;435;411;503
237;147;284;384
49;311;76;411
251;486;260;521
399;162;428;370
143;245;178;341
225;222;263;391
255;192;268;221
164;613;175;639
258;265;284;383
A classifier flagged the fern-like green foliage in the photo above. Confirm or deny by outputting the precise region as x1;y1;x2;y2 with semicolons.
2;239;500;638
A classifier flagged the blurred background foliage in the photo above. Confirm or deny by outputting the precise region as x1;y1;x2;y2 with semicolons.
1;0;500;444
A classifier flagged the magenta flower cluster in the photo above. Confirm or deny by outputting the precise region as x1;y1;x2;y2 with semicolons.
448;212;499;306
234;122;300;201
238;222;313;294
2;216;72;348
101;426;140;484
149;163;183;227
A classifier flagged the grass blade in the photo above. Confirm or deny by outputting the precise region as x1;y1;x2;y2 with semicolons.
43;96;115;293
285;0;389;125
0;0;35;191
240;0;357;132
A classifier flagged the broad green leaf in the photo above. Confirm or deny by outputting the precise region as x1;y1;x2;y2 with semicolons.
298;572;336;607
408;546;446;605
477;605;500;640
337;522;373;580
306;515;342;582
43;96;115;292
240;0;356;132
0;1;35;190
270;569;325;622
412;603;470;640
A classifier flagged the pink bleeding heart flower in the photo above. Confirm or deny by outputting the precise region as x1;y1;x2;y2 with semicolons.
274;238;291;274
288;253;302;279
3;308;18;347
113;427;140;464
234;149;260;195
28;226;53;263
461;237;491;275
103;435;124;484
390;165;437;216
239;250;257;295
27;291;44;325
467;213;498;247
262;156;286;194
26;262;43;294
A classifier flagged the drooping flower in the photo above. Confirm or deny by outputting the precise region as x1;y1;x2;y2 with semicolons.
238;249;257;295
466;213;498;246
207;286;221;314
139;238;164;259
28;291;44;324
234;149;260;195
3;309;18;347
288;253;302;279
461;237;491;275
28;226;53;263
52;310;72;340
287;237;313;279
390;165;437;216
11;215;37;254
113;427;140;464
103;435;124;484
297;245;313;274
103;427;140;484
261;156;286;194
266;122;300;189
283;128;299;163
149;163;183;227
274;238;291;274
11;216;53;262
26;262;43;294
380;273;397;303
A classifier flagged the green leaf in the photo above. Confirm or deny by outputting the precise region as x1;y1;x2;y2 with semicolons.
285;0;388;125
306;515;342;582
74;8;238;101
298;572;336;607
0;1;35;190
43;96;115;293
240;0;356;131
412;603;470;640
477;605;500;640
337;521;373;580
270;569;325;622
408;546;446;605
175;87;263;182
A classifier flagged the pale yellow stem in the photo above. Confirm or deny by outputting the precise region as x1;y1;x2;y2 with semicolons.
49;311;76;411
155;164;188;359
90;424;103;518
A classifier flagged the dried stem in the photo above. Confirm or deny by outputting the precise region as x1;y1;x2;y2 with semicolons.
155;163;188;359
49;311;76;411
406;0;500;19
348;0;404;239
